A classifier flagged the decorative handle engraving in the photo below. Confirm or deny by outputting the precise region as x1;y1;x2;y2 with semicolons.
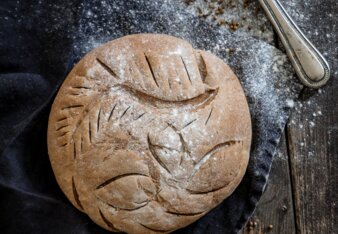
259;0;330;88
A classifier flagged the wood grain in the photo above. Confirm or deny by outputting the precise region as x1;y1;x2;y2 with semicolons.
241;0;337;233
242;133;296;234
283;0;338;233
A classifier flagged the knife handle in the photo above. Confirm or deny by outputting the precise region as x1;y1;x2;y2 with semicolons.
259;0;330;88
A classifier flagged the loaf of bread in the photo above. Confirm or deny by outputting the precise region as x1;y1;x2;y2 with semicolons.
47;34;252;233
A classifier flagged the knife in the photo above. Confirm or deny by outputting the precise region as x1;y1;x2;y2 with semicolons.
259;0;330;88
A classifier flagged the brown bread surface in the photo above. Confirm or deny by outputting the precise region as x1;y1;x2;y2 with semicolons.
47;34;252;233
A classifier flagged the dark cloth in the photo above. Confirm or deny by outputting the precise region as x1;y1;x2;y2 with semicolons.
0;0;301;233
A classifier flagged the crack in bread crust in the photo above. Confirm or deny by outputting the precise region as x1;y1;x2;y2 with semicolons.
117;84;219;111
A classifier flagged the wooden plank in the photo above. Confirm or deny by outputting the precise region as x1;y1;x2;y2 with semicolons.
287;88;338;234
282;0;338;233
242;133;296;234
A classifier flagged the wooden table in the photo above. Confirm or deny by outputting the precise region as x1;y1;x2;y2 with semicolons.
183;0;337;233
241;1;338;233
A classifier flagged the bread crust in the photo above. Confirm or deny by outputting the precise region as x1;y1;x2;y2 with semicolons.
47;34;252;233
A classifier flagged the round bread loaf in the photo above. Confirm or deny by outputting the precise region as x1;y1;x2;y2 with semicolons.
47;34;252;233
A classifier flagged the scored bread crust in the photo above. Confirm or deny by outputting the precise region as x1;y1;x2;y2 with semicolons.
47;34;252;234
